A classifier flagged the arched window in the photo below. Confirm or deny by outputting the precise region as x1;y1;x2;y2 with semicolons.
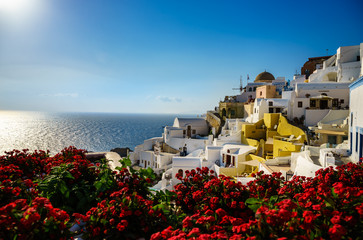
178;169;183;177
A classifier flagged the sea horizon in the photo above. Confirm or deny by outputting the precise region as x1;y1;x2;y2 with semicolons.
0;111;197;155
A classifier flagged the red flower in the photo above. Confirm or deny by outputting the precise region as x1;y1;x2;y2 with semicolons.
328;224;346;240
216;208;227;218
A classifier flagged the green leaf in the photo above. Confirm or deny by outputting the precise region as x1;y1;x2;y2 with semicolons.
121;157;132;167
245;198;260;205
246;197;262;213
59;182;68;195
64;171;75;180
269;195;278;204
94;181;103;191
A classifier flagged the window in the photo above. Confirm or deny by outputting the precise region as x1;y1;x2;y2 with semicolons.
298;101;303;108
269;101;273;106
310;100;316;108
269;108;274;113
260;91;262;96
253;87;256;91
328;135;337;145
357;55;360;61
340;99;344;104
351;113;353;126
276;108;281;113
332;99;339;107
192;129;196;134
249;87;252;92
231;110;235;116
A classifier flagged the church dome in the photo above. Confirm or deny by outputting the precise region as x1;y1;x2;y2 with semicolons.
255;71;275;82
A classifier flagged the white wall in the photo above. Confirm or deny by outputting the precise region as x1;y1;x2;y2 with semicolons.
305;109;330;126
143;137;163;151
282;91;293;100
339;61;361;82
309;66;338;82
349;77;363;162
206;146;222;164
165;137;206;154
337;45;360;64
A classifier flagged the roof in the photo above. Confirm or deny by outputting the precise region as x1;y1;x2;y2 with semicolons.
296;82;350;90
222;144;256;155
173;118;208;128
349;76;363;91
255;71;275;82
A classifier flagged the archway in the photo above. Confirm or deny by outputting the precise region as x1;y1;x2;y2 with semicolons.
322;72;337;82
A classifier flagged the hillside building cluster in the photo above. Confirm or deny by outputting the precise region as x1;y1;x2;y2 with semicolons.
127;43;363;191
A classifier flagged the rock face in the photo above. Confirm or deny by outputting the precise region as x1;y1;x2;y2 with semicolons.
110;148;132;157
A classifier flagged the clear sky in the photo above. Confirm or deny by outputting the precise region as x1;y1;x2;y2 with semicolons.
1;0;362;114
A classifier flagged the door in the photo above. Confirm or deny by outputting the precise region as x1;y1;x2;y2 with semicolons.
320;100;328;109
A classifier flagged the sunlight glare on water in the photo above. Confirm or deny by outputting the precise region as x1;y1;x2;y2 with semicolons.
0;111;179;155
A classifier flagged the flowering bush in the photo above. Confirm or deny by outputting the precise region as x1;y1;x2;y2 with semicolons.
0;197;71;240
0;147;362;239
152;163;363;240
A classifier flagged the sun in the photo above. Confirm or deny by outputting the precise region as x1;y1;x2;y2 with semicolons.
0;0;31;13
0;0;46;27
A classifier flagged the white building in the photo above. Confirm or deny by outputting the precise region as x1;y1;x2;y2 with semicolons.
349;76;363;163
215;118;244;144
288;82;350;126
248;98;289;123
172;117;209;137
236;77;287;102
309;44;362;83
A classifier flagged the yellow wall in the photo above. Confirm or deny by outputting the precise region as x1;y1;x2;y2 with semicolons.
272;139;303;158
263;113;280;130
242;121;266;140
277;116;306;143
240;113;307;161
218;165;248;177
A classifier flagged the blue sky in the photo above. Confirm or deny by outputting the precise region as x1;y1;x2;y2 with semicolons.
0;0;362;114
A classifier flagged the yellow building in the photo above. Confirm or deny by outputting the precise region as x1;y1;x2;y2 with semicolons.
241;113;306;159
219;96;245;120
215;113;307;178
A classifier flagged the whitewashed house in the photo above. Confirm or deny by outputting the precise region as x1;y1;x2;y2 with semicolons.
287;43;362;127
288;82;350;126
248;98;289;123
349;76;363;163
215;118;244;144
173;118;209;137
309;44;362;83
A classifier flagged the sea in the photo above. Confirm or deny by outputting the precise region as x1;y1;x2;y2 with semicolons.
0;111;193;156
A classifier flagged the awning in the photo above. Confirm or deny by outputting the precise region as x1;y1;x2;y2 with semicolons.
315;129;347;136
310;95;334;100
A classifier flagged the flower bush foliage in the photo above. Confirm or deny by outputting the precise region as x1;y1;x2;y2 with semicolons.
0;147;362;239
